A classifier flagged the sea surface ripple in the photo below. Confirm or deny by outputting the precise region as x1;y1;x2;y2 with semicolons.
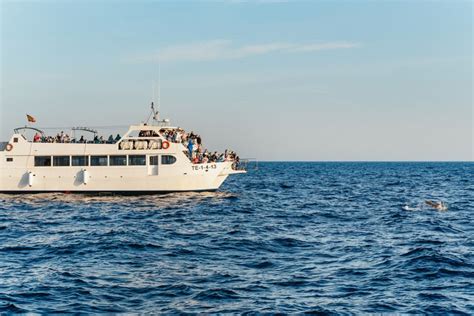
0;162;473;313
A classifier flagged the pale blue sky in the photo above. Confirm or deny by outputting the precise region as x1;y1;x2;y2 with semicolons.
1;1;472;160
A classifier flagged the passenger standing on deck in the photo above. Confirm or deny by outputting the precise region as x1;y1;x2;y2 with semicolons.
187;139;194;158
193;138;198;157
33;133;41;142
181;133;188;146
174;130;181;143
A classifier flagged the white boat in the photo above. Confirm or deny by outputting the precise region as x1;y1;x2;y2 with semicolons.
0;112;245;194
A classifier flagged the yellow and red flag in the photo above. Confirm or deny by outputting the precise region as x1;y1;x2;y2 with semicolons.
26;114;36;123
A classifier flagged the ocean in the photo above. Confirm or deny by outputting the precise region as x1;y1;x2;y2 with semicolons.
0;162;472;313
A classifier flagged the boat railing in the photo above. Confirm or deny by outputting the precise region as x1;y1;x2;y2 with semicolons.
13;126;46;136
72;127;98;135
233;158;258;171
123;136;163;140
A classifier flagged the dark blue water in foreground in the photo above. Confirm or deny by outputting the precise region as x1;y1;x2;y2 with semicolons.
0;162;473;313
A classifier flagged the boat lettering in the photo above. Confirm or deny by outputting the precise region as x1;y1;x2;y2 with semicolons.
192;164;217;171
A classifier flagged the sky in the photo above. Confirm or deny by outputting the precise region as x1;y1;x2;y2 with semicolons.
0;0;472;161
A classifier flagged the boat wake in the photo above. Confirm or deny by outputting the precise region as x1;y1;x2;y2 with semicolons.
0;191;239;209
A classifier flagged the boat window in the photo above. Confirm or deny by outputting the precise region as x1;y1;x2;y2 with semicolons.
6;158;13;162
138;130;160;137
129;155;146;166
110;155;127;166
72;156;88;166
53;156;70;167
13;137;18;143
161;155;176;165
35;156;51;167
149;156;159;165
90;155;108;166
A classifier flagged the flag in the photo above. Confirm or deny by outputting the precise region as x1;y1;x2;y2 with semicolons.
26;114;36;123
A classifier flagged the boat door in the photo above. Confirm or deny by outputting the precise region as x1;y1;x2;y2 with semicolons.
148;155;159;175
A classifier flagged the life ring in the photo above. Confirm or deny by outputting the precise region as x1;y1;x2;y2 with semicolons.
6;143;13;151
162;141;170;150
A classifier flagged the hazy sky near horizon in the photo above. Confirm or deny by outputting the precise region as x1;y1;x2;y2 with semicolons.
1;1;472;161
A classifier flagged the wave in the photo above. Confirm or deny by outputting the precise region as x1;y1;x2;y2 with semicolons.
193;288;240;300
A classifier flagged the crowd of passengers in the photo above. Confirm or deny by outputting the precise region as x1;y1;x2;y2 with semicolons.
190;149;240;165
158;128;240;166
32;128;241;167
160;128;198;145
33;131;121;144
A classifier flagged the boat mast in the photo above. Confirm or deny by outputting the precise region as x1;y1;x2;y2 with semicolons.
155;62;161;122
145;62;160;125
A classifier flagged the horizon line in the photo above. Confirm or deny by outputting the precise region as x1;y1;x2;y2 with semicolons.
250;160;474;163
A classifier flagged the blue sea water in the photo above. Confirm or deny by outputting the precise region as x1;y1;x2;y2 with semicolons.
0;162;473;313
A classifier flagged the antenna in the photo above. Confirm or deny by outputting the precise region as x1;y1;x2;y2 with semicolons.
145;53;161;124
145;82;155;124
157;62;161;110
152;80;155;105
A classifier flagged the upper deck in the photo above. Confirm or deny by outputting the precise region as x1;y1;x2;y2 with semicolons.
2;124;185;156
1;121;243;169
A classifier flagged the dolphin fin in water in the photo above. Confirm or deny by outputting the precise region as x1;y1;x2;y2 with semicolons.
425;200;448;211
402;200;448;211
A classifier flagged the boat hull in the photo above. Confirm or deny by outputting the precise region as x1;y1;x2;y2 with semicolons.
0;165;233;193
0;189;218;195
0;130;244;193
